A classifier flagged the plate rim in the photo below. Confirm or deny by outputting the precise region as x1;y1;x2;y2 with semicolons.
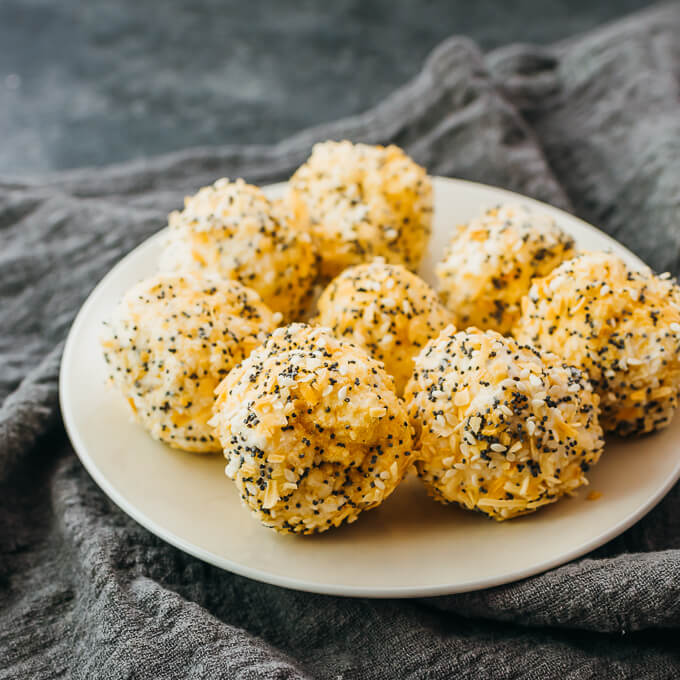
59;175;680;598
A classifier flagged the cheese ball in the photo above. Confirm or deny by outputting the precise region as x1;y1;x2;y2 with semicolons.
436;203;574;335
514;252;680;435
316;260;452;394
159;178;318;321
101;272;281;452
405;327;604;521
287;141;432;279
211;324;414;534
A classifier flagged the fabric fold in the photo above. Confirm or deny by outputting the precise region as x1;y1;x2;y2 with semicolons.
487;2;680;274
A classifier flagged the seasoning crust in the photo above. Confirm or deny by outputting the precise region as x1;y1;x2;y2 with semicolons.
101;272;280;452
405;326;604;520
436;203;574;334
287;141;432;279
514;251;680;435
211;324;414;533
160;178;318;321
316;260;452;394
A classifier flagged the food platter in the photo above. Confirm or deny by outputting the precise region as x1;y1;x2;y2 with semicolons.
60;177;680;597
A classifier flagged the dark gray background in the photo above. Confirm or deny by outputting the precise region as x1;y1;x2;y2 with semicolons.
0;0;656;174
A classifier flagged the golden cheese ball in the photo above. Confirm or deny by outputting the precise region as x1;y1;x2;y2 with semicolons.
316;260;452;394
287;141;432;279
405;327;604;521
159;178;318;321
211;324;414;534
436;203;575;335
514;252;680;435
101;272;281;452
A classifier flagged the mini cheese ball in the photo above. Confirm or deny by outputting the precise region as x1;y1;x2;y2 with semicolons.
316;260;452;394
514;252;680;435
287;141;433;279
159;178;318;321
436;203;575;335
210;324;414;534
101;272;281;452
405;327;604;521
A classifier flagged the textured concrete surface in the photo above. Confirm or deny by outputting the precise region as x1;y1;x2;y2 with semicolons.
0;0;655;173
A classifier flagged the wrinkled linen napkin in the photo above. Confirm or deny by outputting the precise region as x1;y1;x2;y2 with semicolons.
2;4;680;678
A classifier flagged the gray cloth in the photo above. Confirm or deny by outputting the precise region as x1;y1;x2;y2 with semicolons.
2;4;680;678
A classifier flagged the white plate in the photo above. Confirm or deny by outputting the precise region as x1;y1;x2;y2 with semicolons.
60;177;680;598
